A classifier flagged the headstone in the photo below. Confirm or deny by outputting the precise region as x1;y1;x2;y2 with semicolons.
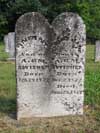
4;35;9;53
8;32;15;60
15;12;86;120
95;40;100;62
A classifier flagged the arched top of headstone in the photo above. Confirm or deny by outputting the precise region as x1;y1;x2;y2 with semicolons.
15;12;55;52
15;12;53;36
52;12;85;31
52;12;86;44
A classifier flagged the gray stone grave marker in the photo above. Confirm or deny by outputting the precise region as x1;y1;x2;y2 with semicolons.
8;32;15;60
4;34;9;53
95;40;100;62
15;12;86;120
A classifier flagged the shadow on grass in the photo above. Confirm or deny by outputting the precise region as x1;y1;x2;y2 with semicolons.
86;58;94;63
0;96;16;119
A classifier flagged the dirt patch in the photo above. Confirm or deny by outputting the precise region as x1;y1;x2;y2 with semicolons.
0;106;100;133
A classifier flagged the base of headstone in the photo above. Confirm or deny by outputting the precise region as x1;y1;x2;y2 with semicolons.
95;59;100;62
7;58;15;61
17;113;83;120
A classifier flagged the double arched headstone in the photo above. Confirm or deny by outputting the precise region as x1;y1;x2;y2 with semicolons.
15;12;86;120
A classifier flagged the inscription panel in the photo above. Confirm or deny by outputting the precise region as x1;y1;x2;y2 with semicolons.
51;12;86;115
16;13;55;119
16;12;86;120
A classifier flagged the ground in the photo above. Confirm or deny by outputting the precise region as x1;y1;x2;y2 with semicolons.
0;42;100;133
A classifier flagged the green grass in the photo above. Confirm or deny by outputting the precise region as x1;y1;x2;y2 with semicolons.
0;42;9;61
85;45;100;106
0;62;16;116
0;42;100;133
0;42;16;117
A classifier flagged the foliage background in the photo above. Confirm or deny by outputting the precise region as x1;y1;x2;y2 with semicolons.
0;0;100;41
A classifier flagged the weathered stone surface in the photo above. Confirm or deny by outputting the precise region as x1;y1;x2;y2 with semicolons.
4;35;9;53
15;12;86;120
95;40;100;62
8;32;15;59
51;12;86;115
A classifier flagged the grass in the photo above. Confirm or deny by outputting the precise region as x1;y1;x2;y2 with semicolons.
0;42;16;116
0;42;100;133
0;62;16;116
0;42;9;61
85;45;100;106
